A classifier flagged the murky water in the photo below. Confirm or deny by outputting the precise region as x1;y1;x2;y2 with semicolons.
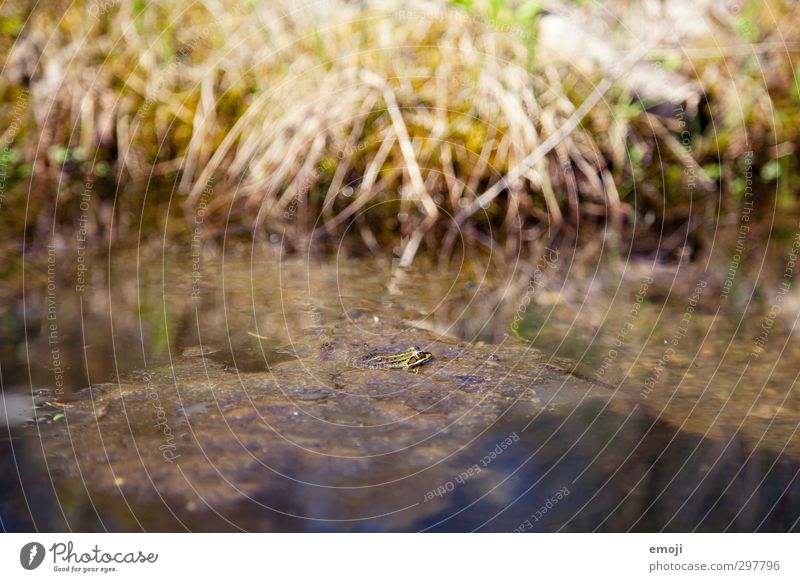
1;245;798;531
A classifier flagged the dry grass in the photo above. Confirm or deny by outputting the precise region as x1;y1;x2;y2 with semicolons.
1;0;799;267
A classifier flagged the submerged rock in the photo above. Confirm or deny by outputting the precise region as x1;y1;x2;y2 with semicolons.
30;322;611;530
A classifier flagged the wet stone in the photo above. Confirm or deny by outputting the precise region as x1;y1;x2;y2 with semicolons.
440;374;485;393
28;320;615;528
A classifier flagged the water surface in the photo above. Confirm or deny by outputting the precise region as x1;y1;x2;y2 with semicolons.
1;246;798;532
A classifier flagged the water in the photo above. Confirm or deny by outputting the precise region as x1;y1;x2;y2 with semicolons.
1;245;798;531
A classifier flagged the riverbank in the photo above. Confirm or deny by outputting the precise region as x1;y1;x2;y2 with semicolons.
1;0;799;269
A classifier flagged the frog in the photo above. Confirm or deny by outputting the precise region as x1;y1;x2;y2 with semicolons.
352;345;434;372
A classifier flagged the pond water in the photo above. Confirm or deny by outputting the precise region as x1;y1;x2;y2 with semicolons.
1;243;798;532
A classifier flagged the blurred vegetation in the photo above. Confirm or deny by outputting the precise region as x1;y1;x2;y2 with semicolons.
1;0;799;268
